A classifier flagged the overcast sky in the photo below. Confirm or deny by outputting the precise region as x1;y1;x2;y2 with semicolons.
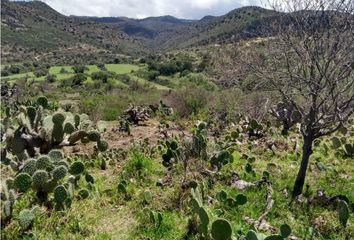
38;0;263;19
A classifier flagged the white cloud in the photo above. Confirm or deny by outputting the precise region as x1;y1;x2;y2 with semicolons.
39;0;263;19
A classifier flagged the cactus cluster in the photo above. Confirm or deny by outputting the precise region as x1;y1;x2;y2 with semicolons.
190;121;209;160
247;118;264;138
161;139;181;168
0;182;16;226
0;147;97;230
98;147;127;165
246;224;292;240
190;186;233;239
143;208;163;228
216;190;248;207
117;180;131;200
330;136;354;157
210;150;233;171
270;101;302;136
7;150;93;214
18;208;36;230
2;96;108;162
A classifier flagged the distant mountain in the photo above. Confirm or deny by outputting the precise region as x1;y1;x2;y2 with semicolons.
1;1;280;62
80;15;196;45
1;0;147;61
84;6;278;50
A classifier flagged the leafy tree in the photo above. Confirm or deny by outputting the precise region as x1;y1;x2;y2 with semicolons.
91;71;109;83
71;73;87;86
72;65;88;74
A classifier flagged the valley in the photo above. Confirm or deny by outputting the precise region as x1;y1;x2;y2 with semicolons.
0;0;353;240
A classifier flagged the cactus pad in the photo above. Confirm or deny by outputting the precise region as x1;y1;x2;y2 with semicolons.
211;219;232;240
69;161;85;175
27;106;36;125
280;224;292;238
64;122;75;134
52;166;68;181
78;188;90;199
97;140;108;152
14;173;32;192
338;200;349;227
32;170;49;189
37;96;48;108
52;112;66;125
36;155;54;171
22;159;37;176
87;130;101;142
48;150;64;162
18;209;35;230
53;185;68;203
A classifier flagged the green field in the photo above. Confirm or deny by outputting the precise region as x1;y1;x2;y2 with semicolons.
105;64;142;74
2;63;175;91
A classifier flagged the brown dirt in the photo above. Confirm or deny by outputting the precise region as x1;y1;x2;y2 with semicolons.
63;119;189;156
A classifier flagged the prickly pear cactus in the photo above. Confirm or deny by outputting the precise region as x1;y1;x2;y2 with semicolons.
2;96;108;159
18;208;35;230
338;200;349;227
14;173;32;192
211;218;232;240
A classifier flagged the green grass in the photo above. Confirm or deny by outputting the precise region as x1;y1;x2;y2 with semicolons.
1;128;353;239
130;75;170;90
1;72;35;81
105;64;141;74
49;66;74;75
85;65;100;74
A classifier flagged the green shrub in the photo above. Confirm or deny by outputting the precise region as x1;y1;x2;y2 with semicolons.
124;150;153;179
72;65;88;74
103;108;120;121
34;68;49;78
46;74;57;83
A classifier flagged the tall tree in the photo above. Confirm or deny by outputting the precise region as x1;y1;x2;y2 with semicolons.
253;0;354;197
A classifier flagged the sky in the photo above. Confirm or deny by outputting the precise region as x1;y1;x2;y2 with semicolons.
37;0;263;19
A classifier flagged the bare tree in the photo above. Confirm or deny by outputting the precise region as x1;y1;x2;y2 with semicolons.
253;0;354;197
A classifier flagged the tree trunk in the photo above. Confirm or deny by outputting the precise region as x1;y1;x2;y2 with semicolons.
292;136;313;198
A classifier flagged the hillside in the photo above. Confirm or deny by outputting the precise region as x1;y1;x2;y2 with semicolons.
87;6;279;50
1;1;280;62
1;0;147;62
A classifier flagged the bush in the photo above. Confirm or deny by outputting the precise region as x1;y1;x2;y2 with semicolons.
91;71;109;83
1;69;9;76
147;59;193;76
59;68;68;74
72;73;87;86
9;65;21;74
164;86;208;117
147;70;160;81
103;108;120;121
124;150;153;179
46;74;57;83
34;68;49;78
72;65;88;74
97;63;107;71
179;73;217;91
117;74;131;84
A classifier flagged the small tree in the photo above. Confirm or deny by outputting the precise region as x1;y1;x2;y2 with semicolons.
72;65;88;74
253;0;354;197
